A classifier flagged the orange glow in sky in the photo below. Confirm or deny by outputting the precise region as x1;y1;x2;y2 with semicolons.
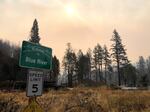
0;0;150;63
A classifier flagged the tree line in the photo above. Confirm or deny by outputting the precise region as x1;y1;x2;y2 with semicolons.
0;19;149;89
62;30;150;87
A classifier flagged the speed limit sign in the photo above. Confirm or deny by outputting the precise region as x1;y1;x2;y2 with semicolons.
27;70;43;97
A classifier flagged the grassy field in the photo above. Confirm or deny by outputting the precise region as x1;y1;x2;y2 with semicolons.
0;87;150;112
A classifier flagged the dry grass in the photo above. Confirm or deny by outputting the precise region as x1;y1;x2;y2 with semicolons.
0;87;150;112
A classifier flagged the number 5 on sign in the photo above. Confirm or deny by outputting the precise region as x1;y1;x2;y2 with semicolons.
27;70;43;97
32;84;38;93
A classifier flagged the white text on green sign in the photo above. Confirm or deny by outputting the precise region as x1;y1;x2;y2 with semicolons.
19;41;52;69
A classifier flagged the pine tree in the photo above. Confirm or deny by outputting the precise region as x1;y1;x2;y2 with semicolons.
29;19;40;44
146;56;150;85
137;56;147;86
51;56;60;82
122;64;137;86
76;50;84;83
146;56;150;74
103;45;111;83
76;50;91;84
93;46;99;82
62;43;76;87
86;48;92;80
137;56;146;75
111;29;129;86
97;44;103;81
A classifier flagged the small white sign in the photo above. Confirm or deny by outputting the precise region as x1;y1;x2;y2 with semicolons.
27;70;43;97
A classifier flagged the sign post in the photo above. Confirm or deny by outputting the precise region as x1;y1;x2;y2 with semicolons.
20;41;52;112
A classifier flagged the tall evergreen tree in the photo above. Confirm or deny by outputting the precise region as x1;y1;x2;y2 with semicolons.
76;50;84;83
137;56;147;86
86;48;92;80
76;50;91;84
51;56;60;82
93;46;99;82
62;43;76;87
122;64;137;86
103;45;111;83
146;56;150;74
110;29;129;86
146;56;150;85
97;44;103;81
137;56;146;75
29;19;40;44
93;44;104;82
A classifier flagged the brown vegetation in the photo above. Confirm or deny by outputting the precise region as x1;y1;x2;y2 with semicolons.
0;87;150;112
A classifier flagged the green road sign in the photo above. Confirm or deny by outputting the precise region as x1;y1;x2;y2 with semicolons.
19;41;52;70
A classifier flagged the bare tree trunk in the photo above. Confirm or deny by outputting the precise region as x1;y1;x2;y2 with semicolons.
100;63;103;82
95;67;98;82
68;69;73;87
117;61;121;86
104;65;107;84
98;65;101;82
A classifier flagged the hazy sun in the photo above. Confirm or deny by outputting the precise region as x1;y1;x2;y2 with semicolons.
65;4;75;16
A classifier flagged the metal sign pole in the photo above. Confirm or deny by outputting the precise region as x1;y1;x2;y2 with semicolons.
19;41;52;112
22;69;44;112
